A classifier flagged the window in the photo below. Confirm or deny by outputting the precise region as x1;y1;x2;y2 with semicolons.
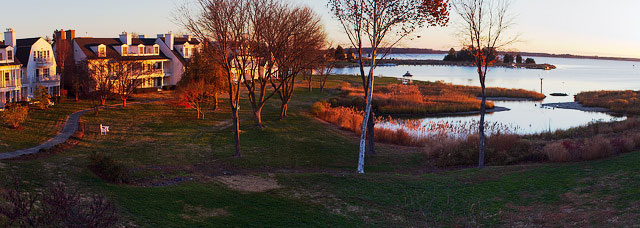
185;48;190;57
122;46;128;55
139;46;144;54
4;72;9;82
7;50;12;61
154;46;159;55
98;47;106;57
0;53;3;60
43;68;50;77
33;51;36;60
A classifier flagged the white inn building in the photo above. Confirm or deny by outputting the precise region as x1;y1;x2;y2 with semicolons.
1;28;60;107
0;30;22;107
71;32;200;89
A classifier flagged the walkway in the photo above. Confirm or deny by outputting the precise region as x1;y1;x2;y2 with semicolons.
0;99;163;160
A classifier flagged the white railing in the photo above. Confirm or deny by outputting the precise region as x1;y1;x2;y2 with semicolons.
0;78;20;88
37;74;60;82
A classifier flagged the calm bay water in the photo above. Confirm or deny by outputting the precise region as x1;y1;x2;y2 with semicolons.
333;55;639;134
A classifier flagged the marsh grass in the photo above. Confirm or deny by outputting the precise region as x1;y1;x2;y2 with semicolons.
576;90;640;114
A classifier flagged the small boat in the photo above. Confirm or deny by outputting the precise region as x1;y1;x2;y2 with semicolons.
550;93;569;96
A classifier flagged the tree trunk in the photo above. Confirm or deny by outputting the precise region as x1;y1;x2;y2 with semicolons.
122;98;127;108
308;77;313;92
101;97;106;106
253;108;264;128
213;93;219;111
320;76;327;93
232;107;241;157
75;88;79;102
366;112;376;156
358;70;375;174
280;103;288;120
478;81;486;169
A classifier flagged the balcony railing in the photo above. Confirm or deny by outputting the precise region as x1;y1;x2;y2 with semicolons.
35;58;54;66
35;74;60;83
0;79;20;88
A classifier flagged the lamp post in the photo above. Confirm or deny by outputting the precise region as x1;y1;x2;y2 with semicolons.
540;77;544;94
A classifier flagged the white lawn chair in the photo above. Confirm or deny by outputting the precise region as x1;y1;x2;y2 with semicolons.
100;124;110;135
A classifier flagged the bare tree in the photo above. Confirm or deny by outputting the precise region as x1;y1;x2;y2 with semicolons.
329;0;450;173
112;59;144;108
261;3;326;119
177;0;257;157
177;47;227;119
84;59;117;106
453;0;517;168
316;50;336;93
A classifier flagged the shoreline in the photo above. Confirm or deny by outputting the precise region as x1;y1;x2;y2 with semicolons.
384;106;510;118
334;59;556;70
541;102;611;113
485;97;544;101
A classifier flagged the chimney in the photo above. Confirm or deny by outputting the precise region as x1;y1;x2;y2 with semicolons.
119;32;132;45
139;35;147;39
55;30;66;41
65;30;75;40
157;34;165;38
165;33;174;50
4;28;16;47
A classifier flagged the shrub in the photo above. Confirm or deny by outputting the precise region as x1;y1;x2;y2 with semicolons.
0;179;119;227
33;85;51;110
581;136;613;160
88;152;131;184
545;142;571;162
1;103;29;129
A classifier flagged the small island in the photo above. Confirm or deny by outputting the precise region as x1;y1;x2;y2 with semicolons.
331;46;557;70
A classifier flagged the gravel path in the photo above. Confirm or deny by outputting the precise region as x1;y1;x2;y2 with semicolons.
0;99;164;160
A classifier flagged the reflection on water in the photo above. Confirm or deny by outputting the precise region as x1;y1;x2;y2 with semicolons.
414;101;625;135
335;55;638;134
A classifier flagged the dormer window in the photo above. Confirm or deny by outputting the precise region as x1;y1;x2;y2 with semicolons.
122;46;128;56
0;53;3;60
139;46;144;55
7;50;12;61
98;46;106;57
154;46;159;55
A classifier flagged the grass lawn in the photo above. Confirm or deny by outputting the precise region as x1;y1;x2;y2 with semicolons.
0;99;101;152
1;75;638;227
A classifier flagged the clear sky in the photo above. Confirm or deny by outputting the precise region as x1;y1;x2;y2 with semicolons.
2;0;639;58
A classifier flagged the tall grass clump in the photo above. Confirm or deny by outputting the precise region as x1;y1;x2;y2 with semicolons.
544;141;571;162
576;90;640;114
334;84;497;116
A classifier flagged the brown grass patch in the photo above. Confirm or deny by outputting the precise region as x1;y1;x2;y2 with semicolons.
180;204;229;222
215;175;281;192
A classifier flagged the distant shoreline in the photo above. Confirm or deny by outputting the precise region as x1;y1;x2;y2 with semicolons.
334;59;556;70
353;48;640;62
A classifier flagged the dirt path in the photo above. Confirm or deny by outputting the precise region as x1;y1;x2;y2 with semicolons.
0;99;165;160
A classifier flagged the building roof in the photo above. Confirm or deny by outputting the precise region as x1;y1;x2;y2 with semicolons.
0;56;21;67
15;48;30;67
74;37;169;61
0;41;7;48
13;38;46;68
132;38;158;46
16;38;41;47
160;37;201;45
